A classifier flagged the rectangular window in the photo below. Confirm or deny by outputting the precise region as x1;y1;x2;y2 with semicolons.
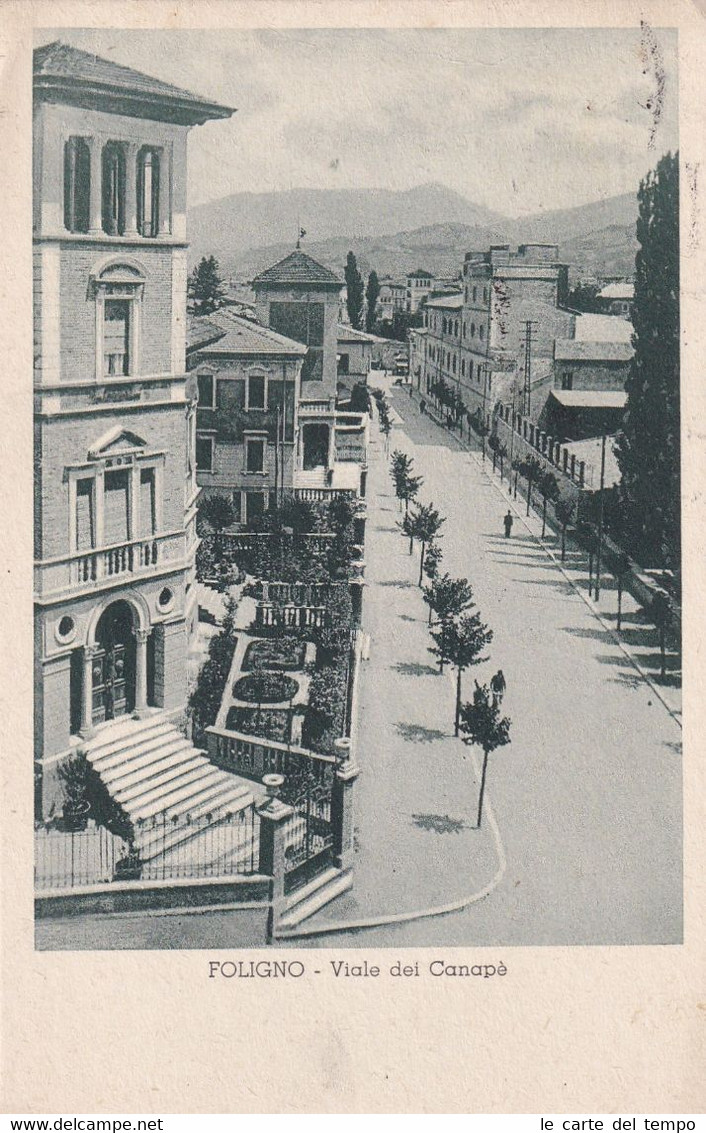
270;301;325;382
103;469;130;546
247;374;266;410
246;437;266;474
561;372;574;391
338;353;350;375
196;435;214;472
137;149;160;238
75;478;94;551
139;468;156;536
197;373;214;407
104;300;130;376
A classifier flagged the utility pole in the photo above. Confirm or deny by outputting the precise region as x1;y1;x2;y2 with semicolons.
594;433;607;601
522;320;536;417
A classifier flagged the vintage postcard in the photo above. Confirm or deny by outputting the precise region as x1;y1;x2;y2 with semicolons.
1;0;703;1116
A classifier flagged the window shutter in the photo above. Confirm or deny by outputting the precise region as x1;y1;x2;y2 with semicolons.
104;470;130;545
75;479;94;551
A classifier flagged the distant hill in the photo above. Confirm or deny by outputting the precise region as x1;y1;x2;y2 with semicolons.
188;182;506;263
188;185;639;283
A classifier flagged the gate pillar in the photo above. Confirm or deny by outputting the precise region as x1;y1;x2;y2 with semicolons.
331;741;360;872
257;773;294;942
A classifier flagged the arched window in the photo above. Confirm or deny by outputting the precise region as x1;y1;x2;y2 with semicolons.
479;325;485;341
137;148;160;237
472;286;477;302
102;143;126;236
471;322;476;337
64;137;90;233
442;317;447;334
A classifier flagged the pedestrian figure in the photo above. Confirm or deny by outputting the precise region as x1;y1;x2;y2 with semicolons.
503;510;514;538
420;398;427;415
490;669;506;707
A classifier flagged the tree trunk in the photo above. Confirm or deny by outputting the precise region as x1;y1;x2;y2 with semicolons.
617;577;623;632
454;666;462;736
514;471;518;498
588;552;593;592
561;525;566;561
476;749;490;829
418;541;426;586
541;497;547;538
526;477;532;516
409;536;414;555
492;449;497;473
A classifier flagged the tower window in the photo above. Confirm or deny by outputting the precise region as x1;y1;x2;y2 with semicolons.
64;137;90;233
561;372;574;391
102;143;126;236
103;300;130;376
137;149;160;237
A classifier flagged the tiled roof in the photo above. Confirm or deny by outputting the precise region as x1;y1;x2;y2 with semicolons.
425;293;464;309
550;390;627;408
252;250;342;287
193;313;307;357
337;324;377;342
34;42;234;123
598;282;634;300
186;314;227;353
554;340;633;362
573;313;633;343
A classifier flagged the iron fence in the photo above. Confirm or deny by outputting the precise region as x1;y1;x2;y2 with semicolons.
283;780;334;894
35;804;260;891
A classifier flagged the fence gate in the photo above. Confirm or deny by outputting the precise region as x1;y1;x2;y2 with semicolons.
283;780;334;895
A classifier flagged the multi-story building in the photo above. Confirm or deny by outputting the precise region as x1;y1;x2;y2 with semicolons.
377;277;406;325
336;324;375;396
406;268;434;313
33;42;233;815
252;250;367;497
191;312;306;524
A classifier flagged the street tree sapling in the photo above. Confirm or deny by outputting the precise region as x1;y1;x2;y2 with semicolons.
459;676;511;829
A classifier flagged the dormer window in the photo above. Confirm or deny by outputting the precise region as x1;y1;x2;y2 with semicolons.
102;143;126;236
137;148;160;237
64;137;90;233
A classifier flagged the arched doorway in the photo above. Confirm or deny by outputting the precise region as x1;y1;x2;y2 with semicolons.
92;600;136;724
302;423;330;470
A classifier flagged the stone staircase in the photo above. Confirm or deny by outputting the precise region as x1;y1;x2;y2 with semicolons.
275;867;353;935
82;715;257;864
196;581;226;625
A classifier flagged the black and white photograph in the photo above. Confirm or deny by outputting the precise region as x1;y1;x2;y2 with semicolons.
30;23;682;955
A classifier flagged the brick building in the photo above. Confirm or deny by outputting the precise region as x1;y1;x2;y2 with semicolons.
33;43;233;815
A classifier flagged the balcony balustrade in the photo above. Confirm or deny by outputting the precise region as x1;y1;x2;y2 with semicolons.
34;529;186;600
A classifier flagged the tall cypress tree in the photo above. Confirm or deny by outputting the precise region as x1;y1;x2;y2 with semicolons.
615;151;680;569
345;251;365;329
365;270;381;332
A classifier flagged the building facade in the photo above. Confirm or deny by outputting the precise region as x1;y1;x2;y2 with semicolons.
192;314;306;524
33;43;232;814
252;250;367;495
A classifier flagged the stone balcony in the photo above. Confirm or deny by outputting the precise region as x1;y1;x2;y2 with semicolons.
34;529;188;603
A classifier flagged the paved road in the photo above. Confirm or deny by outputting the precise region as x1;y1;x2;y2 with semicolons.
38;384;682;950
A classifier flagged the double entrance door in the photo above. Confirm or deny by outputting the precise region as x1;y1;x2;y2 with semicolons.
91;601;136;725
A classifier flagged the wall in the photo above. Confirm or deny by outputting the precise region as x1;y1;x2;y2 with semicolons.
553;358;630;393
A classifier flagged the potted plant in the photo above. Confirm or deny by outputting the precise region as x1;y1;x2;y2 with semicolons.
57;754;92;832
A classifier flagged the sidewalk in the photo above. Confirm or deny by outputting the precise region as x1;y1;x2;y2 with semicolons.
287;427;506;933
406;388;682;723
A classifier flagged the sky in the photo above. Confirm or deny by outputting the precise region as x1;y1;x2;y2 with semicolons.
36;26;678;217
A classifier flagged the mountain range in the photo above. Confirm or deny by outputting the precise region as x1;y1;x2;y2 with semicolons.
187;182;639;283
